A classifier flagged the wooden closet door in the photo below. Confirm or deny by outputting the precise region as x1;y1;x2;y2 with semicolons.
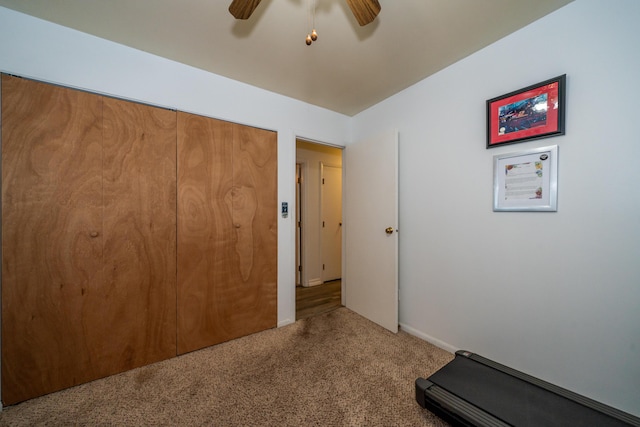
176;114;277;354
1;76;178;405
177;112;234;354
229;123;277;336
1;75;104;405
99;97;177;373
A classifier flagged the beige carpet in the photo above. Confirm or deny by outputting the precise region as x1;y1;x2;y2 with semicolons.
0;308;453;426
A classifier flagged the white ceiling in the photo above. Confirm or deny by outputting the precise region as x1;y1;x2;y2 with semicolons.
0;0;573;116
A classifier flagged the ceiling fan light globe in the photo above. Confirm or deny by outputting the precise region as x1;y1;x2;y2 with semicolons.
311;29;318;41
305;35;313;45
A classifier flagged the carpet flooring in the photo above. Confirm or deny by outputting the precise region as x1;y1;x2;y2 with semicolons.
0;308;453;426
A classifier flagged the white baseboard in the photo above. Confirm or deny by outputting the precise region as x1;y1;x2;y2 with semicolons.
278;318;295;328
399;322;459;354
303;278;323;287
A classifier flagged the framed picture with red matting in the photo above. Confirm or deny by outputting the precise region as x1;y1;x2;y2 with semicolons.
487;75;566;148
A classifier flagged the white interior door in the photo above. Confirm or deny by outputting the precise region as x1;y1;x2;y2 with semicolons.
321;164;342;282
344;129;398;333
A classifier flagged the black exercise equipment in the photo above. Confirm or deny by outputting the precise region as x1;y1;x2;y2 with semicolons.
416;350;640;427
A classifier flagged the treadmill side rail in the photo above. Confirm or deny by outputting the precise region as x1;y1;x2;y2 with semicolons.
416;378;512;427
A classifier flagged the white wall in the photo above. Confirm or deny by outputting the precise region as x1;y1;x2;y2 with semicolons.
352;0;640;416
0;6;351;330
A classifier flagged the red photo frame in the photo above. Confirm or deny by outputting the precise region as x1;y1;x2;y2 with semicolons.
487;75;566;148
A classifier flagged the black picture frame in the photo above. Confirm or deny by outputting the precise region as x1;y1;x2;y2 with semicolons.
487;75;566;149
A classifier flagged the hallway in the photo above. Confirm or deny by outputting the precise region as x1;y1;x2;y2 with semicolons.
295;280;342;320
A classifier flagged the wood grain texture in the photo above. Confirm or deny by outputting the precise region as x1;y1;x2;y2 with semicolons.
2;76;276;402
228;0;263;19
177;113;277;354
1;75;104;405
1;76;178;405
345;0;381;26
177;112;234;354
296;280;342;320
230;123;277;336
99;97;177;374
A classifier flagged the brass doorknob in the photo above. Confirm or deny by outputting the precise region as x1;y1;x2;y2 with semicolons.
385;227;394;235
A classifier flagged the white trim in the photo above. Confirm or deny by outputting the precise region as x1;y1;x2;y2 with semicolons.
399;323;458;354
296;158;309;288
278;318;295;328
305;278;323;287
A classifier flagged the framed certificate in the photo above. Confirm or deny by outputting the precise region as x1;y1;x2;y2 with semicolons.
493;145;558;212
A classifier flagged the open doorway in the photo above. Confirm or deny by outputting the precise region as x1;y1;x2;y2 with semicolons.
295;139;343;320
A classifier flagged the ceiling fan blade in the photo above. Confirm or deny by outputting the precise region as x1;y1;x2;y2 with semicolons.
228;0;263;20
345;0;381;26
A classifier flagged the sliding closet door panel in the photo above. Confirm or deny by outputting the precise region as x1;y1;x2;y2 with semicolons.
177;112;234;354
101;98;177;371
230;124;277;336
1;75;104;405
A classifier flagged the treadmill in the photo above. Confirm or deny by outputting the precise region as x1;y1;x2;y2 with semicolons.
416;350;640;427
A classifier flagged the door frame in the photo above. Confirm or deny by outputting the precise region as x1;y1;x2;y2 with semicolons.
294;137;345;309
295;160;308;287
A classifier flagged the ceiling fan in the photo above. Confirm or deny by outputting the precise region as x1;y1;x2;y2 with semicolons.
228;0;381;26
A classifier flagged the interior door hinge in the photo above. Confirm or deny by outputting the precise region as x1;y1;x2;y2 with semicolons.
322;221;325;227
322;264;325;270
322;178;325;184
